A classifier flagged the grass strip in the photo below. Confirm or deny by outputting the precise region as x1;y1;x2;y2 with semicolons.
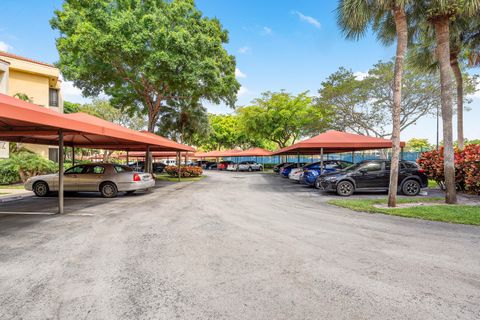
328;197;480;226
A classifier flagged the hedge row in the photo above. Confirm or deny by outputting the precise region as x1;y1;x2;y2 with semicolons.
164;165;203;178
0;152;58;185
418;144;480;194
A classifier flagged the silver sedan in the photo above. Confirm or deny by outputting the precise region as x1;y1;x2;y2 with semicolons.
25;163;155;198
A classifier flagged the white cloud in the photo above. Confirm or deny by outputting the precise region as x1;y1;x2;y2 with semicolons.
292;11;321;29
239;46;251;54
0;41;12;52
235;67;246;78
354;71;368;80
261;26;272;35
238;86;249;97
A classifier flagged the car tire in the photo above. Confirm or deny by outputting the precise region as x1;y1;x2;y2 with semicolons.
402;179;421;196
248;167;252;172
259;166;263;171
314;178;322;189
33;181;49;197
100;182;118;198
336;181;354;196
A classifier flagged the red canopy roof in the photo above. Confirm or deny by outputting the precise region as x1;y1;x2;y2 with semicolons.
0;93;193;152
118;151;196;158
234;147;273;157
273;130;405;155
195;149;243;158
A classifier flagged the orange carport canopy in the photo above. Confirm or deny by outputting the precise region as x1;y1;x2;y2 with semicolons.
195;149;243;158
234;147;273;157
0;94;194;152
118;151;196;158
272;130;405;155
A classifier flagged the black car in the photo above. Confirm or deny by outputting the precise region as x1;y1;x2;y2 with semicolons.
128;161;166;174
315;160;428;196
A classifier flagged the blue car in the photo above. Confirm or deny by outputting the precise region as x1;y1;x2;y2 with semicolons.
300;160;353;186
280;163;307;178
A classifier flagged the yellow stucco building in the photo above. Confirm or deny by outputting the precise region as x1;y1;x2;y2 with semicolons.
0;51;63;160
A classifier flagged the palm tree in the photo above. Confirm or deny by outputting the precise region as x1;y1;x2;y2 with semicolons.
418;0;480;204
337;0;411;207
408;16;480;150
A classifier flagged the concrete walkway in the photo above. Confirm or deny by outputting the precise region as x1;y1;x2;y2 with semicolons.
0;172;479;320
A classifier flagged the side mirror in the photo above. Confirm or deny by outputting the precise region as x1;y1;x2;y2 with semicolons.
359;168;368;174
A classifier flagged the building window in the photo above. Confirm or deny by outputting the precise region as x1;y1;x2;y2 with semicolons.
49;88;59;107
49;147;59;163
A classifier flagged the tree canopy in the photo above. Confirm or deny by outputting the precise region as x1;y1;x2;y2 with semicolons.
51;0;240;132
238;91;332;148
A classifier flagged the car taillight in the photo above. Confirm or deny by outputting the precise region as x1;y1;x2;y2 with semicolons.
418;169;426;174
133;173;141;182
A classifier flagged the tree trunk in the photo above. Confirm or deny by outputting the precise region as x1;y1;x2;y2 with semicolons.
434;18;457;204
451;56;464;149
388;6;408;208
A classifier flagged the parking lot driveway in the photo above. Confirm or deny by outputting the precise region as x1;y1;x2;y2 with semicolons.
1;172;479;320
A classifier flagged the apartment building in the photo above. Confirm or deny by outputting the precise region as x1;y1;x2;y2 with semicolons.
0;51;63;160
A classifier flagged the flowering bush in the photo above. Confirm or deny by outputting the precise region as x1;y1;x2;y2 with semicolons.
164;165;203;178
417;144;480;194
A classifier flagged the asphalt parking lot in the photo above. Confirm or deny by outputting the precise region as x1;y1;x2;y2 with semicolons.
1;171;479;320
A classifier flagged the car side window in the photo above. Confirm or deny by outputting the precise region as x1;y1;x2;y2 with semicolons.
65;165;85;174
85;165;105;174
361;162;382;172
114;165;132;173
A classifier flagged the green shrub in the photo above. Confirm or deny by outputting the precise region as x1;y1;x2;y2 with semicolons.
1;152;58;183
0;159;21;184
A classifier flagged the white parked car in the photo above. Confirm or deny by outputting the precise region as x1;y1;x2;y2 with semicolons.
226;161;263;172
288;168;304;181
25;163;155;198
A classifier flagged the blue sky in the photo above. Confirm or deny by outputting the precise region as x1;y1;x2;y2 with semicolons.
0;0;478;143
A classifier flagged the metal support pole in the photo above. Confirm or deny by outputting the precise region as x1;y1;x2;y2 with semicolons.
352;151;355;163
320;147;324;175
72;145;75;166
401;147;404;161
177;151;181;182
146;146;151;173
58;129;64;214
126;150;129;165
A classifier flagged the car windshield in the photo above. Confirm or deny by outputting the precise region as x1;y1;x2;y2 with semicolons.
342;163;362;172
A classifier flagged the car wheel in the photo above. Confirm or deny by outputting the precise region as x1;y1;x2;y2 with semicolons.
314;178;322;189
33;181;49;197
402;179;421;196
336;181;354;196
259;166;263;171
248;167;252;172
100;182;118;198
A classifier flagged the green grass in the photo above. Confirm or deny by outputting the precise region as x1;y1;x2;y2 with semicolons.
0;192;7;195
428;179;439;188
0;184;24;189
328;197;480;226
155;174;205;182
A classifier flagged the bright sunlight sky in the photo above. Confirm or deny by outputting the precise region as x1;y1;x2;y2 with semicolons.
0;0;479;143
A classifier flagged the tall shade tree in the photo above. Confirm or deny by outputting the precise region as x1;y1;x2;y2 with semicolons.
337;0;411;207
237;91;332;149
51;0;239;133
419;0;480;204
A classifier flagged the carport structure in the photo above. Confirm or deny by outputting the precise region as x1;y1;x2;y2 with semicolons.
272;130;405;168
231;147;273;164
0;93;194;214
